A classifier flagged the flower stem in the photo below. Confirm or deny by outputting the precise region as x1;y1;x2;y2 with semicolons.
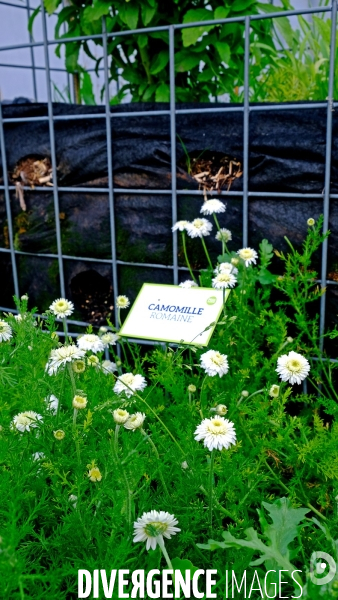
201;237;213;270
111;437;132;531
72;408;81;465
62;317;68;344
199;375;208;415
157;536;173;570
209;450;215;533
141;428;169;498
182;232;197;283
114;424;120;451
213;213;221;232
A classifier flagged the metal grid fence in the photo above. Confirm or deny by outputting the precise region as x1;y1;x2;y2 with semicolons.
0;1;337;349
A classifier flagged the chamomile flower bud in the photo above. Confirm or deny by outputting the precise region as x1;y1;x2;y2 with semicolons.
216;228;232;243
72;359;86;374
286;336;293;343
21;294;28;301
231;257;239;266
116;295;130;309
214;404;228;416
181;461;189;470
113;408;130;424
307;218;315;227
53;429;65;440
72;395;87;410
88;467;102;482
241;390;249;397
99;326;108;333
188;384;196;393
87;355;99;368
124;412;146;431
269;385;280;398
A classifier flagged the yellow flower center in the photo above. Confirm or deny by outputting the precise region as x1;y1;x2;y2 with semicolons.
122;374;134;385
218;273;231;282
241;249;253;258
144;522;168;537
207;419;228;435
210;353;223;366
286;359;302;372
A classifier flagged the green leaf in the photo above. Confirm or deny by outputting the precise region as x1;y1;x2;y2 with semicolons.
182;8;214;47
28;5;41;36
214;6;230;20
258;269;276;285
150;50;169;75
43;0;61;15
171;557;199;578
155;82;170;102
119;2;139;30
80;71;96;105
141;2;156;26
175;50;201;72
82;1;110;26
232;0;257;12
260;497;309;556
214;41;230;64
259;238;274;268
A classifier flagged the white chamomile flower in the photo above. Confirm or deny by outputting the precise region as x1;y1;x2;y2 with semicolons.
194;416;236;451
49;298;74;319
172;220;189;232
212;272;237;289
200;349;229;377
46;345;85;376
0;321;12;342
216;228;232;243
217;262;238;275
179;280;198;289
116;296;130;309
133;510;180;551
186;218;213;238
237;247;258;267
100;332;119;347
77;334;104;354
101;360;117;374
124;412;146;431
113;408;130;424
45;394;59;415
12;411;43;433
200;199;226;215
276;351;310;385
114;373;147;398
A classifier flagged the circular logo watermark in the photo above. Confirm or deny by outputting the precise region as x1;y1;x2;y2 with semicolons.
206;296;217;305
309;551;336;585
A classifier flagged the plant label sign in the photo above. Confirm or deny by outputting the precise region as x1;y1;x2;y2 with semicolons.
119;283;229;346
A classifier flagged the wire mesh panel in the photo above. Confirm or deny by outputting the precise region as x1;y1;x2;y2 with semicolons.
0;1;337;348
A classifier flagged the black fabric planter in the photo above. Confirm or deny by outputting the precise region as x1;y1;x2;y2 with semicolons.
0;101;337;329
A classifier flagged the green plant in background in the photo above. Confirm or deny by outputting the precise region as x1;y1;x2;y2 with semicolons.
29;0;278;104
29;0;337;104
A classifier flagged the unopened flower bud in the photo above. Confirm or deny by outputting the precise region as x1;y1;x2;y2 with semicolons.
188;384;196;393
72;395;87;410
269;385;280;398
241;390;249;397
113;408;130;424
53;429;65;440
307;218;315;227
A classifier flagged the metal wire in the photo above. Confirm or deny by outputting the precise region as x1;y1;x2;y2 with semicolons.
0;1;337;351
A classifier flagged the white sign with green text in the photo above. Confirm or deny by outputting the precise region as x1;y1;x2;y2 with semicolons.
119;284;230;346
